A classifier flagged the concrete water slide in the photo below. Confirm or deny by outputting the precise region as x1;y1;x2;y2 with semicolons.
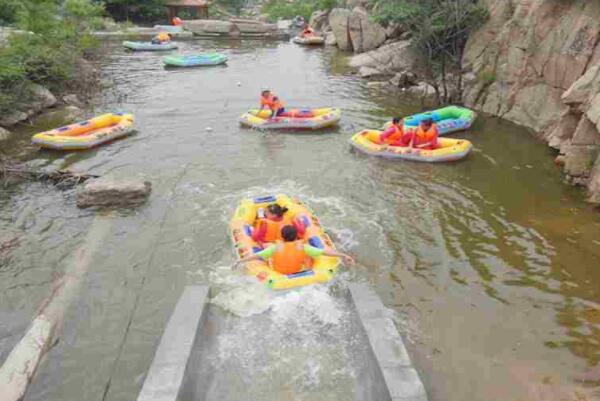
136;285;428;401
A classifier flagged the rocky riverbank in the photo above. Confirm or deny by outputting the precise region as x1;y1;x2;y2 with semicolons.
315;0;600;206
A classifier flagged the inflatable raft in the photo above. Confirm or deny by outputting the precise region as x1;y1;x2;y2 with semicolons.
293;35;325;45
230;194;339;290
164;53;228;67
239;107;341;130
386;105;476;136
349;130;472;162
32;113;134;150
123;41;178;51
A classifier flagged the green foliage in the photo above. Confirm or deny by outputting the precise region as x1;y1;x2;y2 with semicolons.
262;0;338;22
0;0;103;115
0;0;23;25
101;0;167;22
370;0;488;103
218;0;247;15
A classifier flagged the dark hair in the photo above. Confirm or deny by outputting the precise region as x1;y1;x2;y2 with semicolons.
423;117;433;124
392;117;401;124
272;96;279;101
281;225;298;241
267;204;288;217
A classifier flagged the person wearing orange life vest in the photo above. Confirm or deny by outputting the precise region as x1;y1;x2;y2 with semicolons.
378;117;411;146
270;96;286;117
409;117;439;150
152;32;172;44
252;204;305;244
234;225;355;275
260;89;274;110
301;23;315;38
172;17;183;26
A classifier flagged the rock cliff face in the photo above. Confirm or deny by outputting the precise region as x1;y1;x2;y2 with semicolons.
462;0;600;204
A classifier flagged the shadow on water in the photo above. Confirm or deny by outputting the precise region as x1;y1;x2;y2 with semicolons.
1;37;600;401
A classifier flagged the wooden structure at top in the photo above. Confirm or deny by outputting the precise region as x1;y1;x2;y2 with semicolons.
165;0;209;20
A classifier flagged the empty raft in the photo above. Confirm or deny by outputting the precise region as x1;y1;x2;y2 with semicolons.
349;130;473;162
239;107;341;130
230;194;340;290
32;113;135;150
164;53;228;67
122;41;178;51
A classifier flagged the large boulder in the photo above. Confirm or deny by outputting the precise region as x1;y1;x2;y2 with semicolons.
309;10;330;32
325;31;337;46
329;8;352;50
348;40;421;74
348;7;387;53
587;155;600;204
406;82;438;105
28;83;57;111
184;19;241;36
76;178;152;209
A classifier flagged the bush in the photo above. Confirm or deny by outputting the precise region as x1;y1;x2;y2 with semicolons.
0;0;103;115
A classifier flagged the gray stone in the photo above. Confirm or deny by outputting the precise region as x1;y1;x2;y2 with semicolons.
62;94;83;108
406;82;438;104
348;40;420;74
309;10;330;32
390;71;417;88
587;154;600;204
348;7;387;53
28;83;57;111
563;145;600;178
359;66;384;78
572;115;600;146
0;111;29;127
325;31;337;46
329;8;352;50
184;19;240;36
546;111;580;149
0;127;12;141
34;106;84;126
137;286;209;401
76;178;152;209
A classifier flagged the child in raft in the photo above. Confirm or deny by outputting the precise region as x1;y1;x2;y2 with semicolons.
151;32;172;44
410;118;439;150
259;89;286;118
378;117;411;146
234;225;354;275
252;204;305;245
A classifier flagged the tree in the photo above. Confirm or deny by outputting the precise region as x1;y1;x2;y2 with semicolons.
370;0;488;104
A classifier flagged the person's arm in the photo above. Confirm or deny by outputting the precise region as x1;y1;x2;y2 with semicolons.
304;245;355;266
379;126;395;144
232;245;276;270
251;220;266;242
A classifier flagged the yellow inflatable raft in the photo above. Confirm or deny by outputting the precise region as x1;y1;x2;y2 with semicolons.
349;130;472;162
239;107;341;130
230;194;340;290
32;113;134;150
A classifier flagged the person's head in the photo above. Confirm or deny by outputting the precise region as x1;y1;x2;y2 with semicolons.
422;117;433;127
392;117;402;126
281;225;298;242
272;96;279;102
265;203;288;219
261;89;271;98
167;33;173;39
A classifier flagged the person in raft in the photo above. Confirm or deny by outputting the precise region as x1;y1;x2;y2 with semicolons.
234;225;354;275
301;23;315;38
259;89;286;118
172;16;183;26
151;32;172;44
378;117;411;146
410;117;439;150
252;204;305;245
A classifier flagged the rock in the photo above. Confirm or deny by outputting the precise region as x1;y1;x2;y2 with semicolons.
367;81;388;89
329;8;352;51
546;111;581;149
348;7;387;53
29;84;57;111
63;94;83;108
390;71;417;88
34;106;84;126
325;31;337;46
0;111;29;127
348;40;421;74
563;145;600;178
184;20;241;36
406;82;438;104
359;66;384;78
309;10;330;33
384;22;403;40
346;0;369;8
76;178;152;209
0;229;20;266
572;116;600;146
0;127;12;141
587;155;600;204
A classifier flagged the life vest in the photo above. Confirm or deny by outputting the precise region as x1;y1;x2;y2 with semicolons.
253;213;293;243
415;124;438;145
303;27;314;37
157;32;170;42
272;241;309;275
260;94;275;109
271;98;285;112
172;17;183;26
384;124;403;144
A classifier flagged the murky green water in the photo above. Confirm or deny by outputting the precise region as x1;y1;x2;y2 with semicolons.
1;38;600;401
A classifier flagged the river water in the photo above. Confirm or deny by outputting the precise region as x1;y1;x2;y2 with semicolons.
1;38;600;401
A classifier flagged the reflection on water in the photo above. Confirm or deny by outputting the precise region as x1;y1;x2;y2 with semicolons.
1;38;600;401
